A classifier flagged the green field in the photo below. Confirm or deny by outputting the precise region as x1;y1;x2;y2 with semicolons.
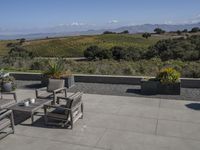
0;34;170;57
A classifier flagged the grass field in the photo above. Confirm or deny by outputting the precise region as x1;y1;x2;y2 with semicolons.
0;34;170;57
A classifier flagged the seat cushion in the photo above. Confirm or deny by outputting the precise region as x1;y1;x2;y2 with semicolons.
47;107;68;120
37;92;53;99
0;99;16;109
47;79;65;92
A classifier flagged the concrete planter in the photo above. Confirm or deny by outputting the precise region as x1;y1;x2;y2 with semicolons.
61;76;75;88
141;79;159;95
41;75;75;88
141;79;181;95
158;82;181;95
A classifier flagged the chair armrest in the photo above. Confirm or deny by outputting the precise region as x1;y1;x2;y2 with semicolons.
57;96;71;103
53;87;67;93
36;87;47;92
57;92;81;101
0;110;13;120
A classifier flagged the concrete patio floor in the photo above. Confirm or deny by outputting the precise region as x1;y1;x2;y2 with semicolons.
1;89;200;150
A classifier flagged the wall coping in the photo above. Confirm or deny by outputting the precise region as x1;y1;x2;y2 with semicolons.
9;72;200;80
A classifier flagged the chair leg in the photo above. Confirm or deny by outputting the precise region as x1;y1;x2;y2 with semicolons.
70;112;73;129
64;89;67;97
44;107;48;125
10;111;15;134
80;103;84;119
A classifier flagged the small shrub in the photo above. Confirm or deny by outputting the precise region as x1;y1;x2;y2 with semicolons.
126;47;143;61
111;46;127;60
97;49;112;60
156;68;180;84
142;33;151;39
31;60;46;70
123;66;135;75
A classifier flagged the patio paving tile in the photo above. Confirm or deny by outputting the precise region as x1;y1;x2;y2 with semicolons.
96;129;200;150
15;123;106;147
158;107;200;123
117;104;159;119
83;112;157;134
157;120;200;141
0;134;104;150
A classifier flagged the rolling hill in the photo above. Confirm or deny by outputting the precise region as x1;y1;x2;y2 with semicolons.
0;34;169;57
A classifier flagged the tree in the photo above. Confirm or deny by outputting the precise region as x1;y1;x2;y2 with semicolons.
190;27;200;33
6;42;15;47
142;32;151;39
126;47;143;61
19;38;26;45
144;36;200;61
97;49;112;60
182;29;188;33
111;46;127;60
176;30;182;35
120;30;129;34
84;45;101;60
103;31;116;34
154;28;165;34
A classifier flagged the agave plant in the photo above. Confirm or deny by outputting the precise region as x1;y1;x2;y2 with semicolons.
44;59;71;78
156;67;180;84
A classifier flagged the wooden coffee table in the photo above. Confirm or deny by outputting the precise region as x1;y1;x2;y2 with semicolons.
9;98;52;124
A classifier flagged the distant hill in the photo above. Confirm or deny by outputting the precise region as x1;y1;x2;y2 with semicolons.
114;23;200;33
0;22;200;40
0;34;167;57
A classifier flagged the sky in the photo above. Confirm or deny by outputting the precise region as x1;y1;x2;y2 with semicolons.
0;0;200;34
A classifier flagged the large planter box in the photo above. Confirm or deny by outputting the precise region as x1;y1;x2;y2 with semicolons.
141;79;159;95
158;82;181;95
41;75;75;88
141;79;181;95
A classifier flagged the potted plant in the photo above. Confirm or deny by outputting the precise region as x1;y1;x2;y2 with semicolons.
0;76;16;92
41;59;74;88
141;68;181;95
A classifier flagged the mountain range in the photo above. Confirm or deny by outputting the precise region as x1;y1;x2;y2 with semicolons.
0;22;200;40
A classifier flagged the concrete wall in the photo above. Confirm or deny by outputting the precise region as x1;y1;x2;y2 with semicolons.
10;72;42;81
9;72;200;88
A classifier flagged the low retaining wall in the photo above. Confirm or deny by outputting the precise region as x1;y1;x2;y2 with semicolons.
74;74;143;85
10;72;42;81
180;78;200;88
9;72;200;88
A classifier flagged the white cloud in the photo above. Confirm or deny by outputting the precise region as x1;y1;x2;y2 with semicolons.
195;14;200;18
109;20;119;24
58;24;65;26
164;20;173;25
182;14;200;24
71;22;85;26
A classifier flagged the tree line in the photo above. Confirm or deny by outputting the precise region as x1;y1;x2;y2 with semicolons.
103;27;200;39
84;35;200;61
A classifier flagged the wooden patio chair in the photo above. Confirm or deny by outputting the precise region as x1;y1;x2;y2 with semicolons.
44;92;83;129
36;79;67;104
